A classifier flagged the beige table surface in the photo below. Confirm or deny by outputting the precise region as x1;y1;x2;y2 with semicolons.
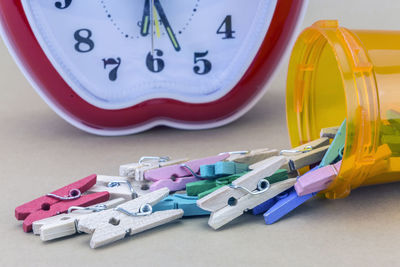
2;1;400;266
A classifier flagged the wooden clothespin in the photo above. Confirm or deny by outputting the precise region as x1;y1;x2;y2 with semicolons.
87;175;151;200
224;148;279;165
319;120;346;167
77;188;183;248
144;154;230;192
320;126;340;139
200;161;249;179
197;156;296;230
153;194;210;217
15;174;110;232
32;198;126;241
120;156;188;181
280;138;330;172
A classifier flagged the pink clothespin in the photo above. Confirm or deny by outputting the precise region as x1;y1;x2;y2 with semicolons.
294;161;342;196
145;154;230;192
15;174;110;232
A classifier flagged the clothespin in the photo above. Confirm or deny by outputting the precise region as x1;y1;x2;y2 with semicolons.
77;188;183;248
15;174;110;232
263;188;316;224
252;189;291;215
319;120;346;167
224;148;279;165
197;156;296;229
32;198;126;241
120;156;188;181
320;126;340;139
144;154;230;192
200;161;249;179
87;175;151;200
295;161;341;196
153;194;210;216
280;137;330;172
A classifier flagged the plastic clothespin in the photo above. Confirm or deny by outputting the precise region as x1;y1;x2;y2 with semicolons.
144;154;230;192
319;120;346;167
225;148;279;165
200;161;249;179
15;174;110;232
87;175;152;200
280;138;330;172
153;194;210;217
77;188;183;249
120;157;188;181
197;156;296;230
32;198;126;241
295;161;341;196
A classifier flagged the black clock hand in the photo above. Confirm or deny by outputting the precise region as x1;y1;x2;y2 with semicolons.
140;0;150;36
154;0;181;52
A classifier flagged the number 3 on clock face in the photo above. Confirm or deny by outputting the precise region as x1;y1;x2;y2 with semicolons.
21;0;278;109
0;0;307;134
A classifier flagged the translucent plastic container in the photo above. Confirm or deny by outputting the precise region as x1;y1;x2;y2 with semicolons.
286;20;400;199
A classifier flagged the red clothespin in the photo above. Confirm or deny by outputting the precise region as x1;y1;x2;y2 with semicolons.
144;154;230;192
294;161;342;196
15;174;110;232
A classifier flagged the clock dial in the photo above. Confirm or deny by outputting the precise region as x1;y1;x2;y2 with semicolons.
21;0;277;110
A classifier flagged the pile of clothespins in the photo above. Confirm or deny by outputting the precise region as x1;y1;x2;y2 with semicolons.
15;121;346;249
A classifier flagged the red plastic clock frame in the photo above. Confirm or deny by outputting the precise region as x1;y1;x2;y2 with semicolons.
0;0;305;132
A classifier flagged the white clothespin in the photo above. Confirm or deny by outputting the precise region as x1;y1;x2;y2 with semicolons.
120;156;188;181
32;198;125;241
197;156;296;230
224;148;279;165
87;175;151;200
280;138;330;172
78;188;183;248
320;126;340;139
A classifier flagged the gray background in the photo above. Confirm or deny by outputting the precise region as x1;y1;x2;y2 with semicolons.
2;1;400;266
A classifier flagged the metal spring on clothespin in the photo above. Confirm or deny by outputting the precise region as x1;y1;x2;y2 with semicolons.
280;145;313;155
47;188;82;200
107;180;138;199
114;204;153;217
139;156;170;167
229;179;271;195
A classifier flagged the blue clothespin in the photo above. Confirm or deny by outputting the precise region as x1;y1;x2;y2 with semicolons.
153;194;210;217
252;190;290;215
263;188;316;224
262;166;319;224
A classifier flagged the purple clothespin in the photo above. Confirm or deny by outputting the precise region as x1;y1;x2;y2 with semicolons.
145;154;230;192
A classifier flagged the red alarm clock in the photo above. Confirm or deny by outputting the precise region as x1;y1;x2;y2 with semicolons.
0;0;307;135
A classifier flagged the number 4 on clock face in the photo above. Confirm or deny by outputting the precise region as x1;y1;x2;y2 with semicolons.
21;0;278;110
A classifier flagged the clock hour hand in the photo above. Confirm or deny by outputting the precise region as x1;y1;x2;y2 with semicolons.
140;0;150;36
153;0;181;52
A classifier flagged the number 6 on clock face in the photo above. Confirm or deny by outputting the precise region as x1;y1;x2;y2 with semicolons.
0;0;307;134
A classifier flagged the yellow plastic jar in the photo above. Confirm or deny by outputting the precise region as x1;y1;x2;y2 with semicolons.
286;20;400;199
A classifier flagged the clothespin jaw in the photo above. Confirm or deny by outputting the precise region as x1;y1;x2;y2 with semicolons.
197;156;296;229
319;120;346;167
153;194;210;217
33;198;126;241
77;188;183;248
15;174;110;232
295;161;341;196
320;126;340;139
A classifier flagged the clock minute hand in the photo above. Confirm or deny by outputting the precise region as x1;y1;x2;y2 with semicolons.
140;0;151;36
154;0;181;52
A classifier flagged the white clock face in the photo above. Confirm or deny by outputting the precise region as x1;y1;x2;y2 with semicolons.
21;0;277;109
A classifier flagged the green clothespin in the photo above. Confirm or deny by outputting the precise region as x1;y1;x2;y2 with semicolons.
319;120;346;167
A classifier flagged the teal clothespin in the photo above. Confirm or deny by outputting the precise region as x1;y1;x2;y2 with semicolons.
152;194;210;217
319;120;346;167
200;161;249;179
